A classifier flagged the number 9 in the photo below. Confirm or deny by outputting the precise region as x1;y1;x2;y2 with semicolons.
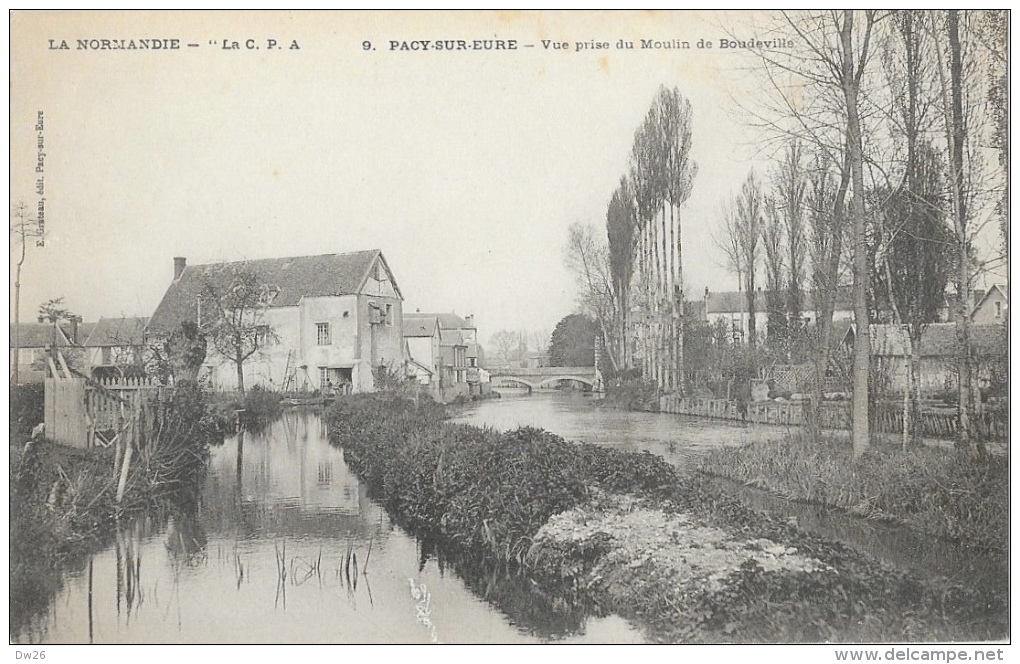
362;41;372;51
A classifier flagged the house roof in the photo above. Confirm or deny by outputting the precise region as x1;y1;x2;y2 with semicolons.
85;317;150;347
705;289;853;314
147;250;398;335
403;315;440;338
10;322;92;348
865;323;1004;357
415;312;474;330
440;329;465;347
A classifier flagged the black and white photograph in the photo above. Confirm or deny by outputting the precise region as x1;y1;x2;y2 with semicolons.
8;10;1011;653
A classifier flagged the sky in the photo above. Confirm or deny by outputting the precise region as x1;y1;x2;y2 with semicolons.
9;10;1006;346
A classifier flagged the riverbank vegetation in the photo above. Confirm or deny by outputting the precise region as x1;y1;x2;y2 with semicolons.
698;433;1008;555
9;384;220;635
206;384;284;433
326;393;1005;643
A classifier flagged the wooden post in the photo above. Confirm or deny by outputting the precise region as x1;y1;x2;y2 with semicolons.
116;441;133;503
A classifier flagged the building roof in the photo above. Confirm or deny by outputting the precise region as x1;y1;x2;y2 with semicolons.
415;312;474;330
84;316;150;347
705;289;853;314
147;250;398;335
866;323;1004;357
440;329;465;347
403;315;440;338
10;322;93;348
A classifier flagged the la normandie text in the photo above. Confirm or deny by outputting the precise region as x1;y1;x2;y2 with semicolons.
49;38;180;51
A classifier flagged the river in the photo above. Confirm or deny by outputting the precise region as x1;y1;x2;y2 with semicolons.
13;392;1003;644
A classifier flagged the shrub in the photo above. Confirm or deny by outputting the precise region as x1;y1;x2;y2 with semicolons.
10;383;45;444
325;394;678;567
602;378;660;411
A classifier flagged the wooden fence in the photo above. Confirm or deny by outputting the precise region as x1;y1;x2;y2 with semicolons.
45;361;176;502
659;395;1007;443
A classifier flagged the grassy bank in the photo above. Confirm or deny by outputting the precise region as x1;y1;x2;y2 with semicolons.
9;385;220;635
698;433;1008;554
325;394;1005;643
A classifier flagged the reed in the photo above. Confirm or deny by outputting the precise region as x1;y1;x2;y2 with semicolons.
698;433;1008;553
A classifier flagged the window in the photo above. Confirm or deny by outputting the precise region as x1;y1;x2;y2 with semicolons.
995;301;1002;318
101;347;112;365
316;322;331;345
319;367;329;387
255;325;271;346
385;303;393;327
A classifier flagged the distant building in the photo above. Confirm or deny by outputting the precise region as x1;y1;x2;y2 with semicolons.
703;288;854;342
410;312;485;398
84;316;149;379
844;322;1004;395
10;320;92;384
403;314;443;398
146;251;404;393
970;284;1008;325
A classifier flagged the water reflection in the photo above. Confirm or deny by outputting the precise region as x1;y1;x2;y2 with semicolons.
16;409;644;644
450;392;772;466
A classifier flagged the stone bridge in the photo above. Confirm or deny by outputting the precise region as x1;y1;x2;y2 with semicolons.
487;366;603;392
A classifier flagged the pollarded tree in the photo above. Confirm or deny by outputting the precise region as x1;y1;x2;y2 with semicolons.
201;265;278;394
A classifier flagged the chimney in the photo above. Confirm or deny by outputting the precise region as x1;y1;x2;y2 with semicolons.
174;257;187;280
465;314;474;327
70;317;79;345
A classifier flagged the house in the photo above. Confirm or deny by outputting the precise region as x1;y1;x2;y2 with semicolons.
970;284;1008;325
416;312;487;396
83;316;149;379
146;251;405;393
403;314;443;397
10;320;93;384
704;288;854;342
843;322;1005;395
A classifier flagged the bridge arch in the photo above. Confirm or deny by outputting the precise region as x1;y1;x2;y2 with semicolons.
535;375;595;389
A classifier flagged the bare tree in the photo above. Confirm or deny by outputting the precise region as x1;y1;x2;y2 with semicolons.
735;171;763;348
10;201;43;385
806;150;850;443
774;140;808;335
564;221;619;371
926;10;1003;455
712;198;744;336
741;10;880;456
762;195;787;348
488;330;520;369
201;265;278;394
